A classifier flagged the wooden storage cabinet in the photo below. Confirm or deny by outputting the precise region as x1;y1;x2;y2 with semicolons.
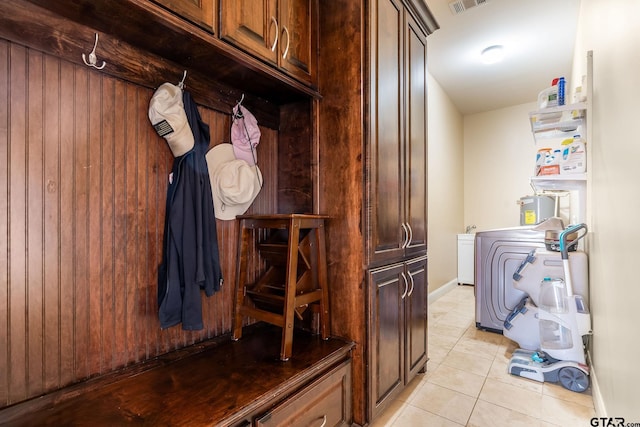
151;0;216;32
403;12;428;258
256;359;352;426
404;256;428;382
220;0;318;86
368;255;427;420
317;0;437;423
368;0;427;265
367;0;428;419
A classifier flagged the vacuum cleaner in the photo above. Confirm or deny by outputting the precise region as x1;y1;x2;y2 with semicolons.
503;223;591;392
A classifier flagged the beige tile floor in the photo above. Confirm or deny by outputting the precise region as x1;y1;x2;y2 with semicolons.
371;284;596;427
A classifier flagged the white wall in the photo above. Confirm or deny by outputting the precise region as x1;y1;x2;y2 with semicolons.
572;0;640;419
427;72;464;292
463;102;540;231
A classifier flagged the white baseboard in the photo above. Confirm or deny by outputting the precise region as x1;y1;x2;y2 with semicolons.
428;278;460;305
587;350;606;417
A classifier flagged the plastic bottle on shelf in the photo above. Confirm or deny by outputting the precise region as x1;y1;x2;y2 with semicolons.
538;80;559;109
535;148;552;176
574;75;588;103
539;148;560;176
558;77;566;106
572;75;587;118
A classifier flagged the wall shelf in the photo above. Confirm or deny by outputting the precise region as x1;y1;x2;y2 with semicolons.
529;102;587;141
531;174;586;191
527;50;592;227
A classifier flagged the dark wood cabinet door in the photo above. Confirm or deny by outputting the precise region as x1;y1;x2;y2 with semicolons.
220;0;317;86
404;13;428;256
369;0;405;264
404;255;428;383
368;262;405;420
278;0;317;85
152;0;216;32
220;0;278;65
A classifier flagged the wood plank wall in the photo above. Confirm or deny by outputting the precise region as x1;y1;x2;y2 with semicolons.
0;38;277;406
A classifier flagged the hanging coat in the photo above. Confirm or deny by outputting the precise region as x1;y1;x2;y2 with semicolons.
157;90;223;330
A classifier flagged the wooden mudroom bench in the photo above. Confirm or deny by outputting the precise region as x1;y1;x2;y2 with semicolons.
0;325;354;427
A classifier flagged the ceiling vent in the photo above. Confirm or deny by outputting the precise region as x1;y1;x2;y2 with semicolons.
449;0;489;15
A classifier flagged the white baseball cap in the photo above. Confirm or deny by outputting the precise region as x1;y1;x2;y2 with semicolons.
148;83;194;157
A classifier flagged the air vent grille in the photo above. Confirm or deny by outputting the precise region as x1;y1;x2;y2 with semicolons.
449;0;489;15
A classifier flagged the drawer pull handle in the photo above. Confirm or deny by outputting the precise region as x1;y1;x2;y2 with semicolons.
408;271;415;297
401;272;409;299
270;16;279;51
317;414;327;427
401;223;409;248
282;26;290;59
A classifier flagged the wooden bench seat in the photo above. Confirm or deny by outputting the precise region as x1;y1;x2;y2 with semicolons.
0;325;353;427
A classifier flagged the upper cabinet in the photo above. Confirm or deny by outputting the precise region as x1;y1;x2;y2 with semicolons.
220;0;277;61
367;0;428;265
404;13;428;258
152;0;216;32
220;0;318;87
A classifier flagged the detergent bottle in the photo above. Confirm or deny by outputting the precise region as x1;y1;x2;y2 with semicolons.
538;79;559;109
560;135;587;174
535;148;552;176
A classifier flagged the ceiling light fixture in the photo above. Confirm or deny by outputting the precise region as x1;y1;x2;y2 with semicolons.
481;45;505;64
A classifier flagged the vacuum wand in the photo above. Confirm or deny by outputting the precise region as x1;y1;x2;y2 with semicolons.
559;223;588;296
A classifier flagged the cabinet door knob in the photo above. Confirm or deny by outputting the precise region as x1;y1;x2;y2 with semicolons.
270;16;279;51
281;26;290;59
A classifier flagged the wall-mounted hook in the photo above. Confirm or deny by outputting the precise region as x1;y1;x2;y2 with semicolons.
82;33;106;70
178;70;187;89
233;94;245;119
236;93;245;107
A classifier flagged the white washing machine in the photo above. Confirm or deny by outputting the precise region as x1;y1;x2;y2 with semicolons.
474;226;589;333
474;226;545;333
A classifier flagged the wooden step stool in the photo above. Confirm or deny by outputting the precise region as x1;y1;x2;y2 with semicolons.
232;214;331;361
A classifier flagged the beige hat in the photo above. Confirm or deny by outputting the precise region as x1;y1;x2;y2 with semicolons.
148;83;194;157
206;144;262;220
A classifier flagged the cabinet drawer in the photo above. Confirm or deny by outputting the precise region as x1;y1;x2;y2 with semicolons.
256;359;352;427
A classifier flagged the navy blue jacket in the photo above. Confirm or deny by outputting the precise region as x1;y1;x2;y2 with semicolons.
157;90;223;330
